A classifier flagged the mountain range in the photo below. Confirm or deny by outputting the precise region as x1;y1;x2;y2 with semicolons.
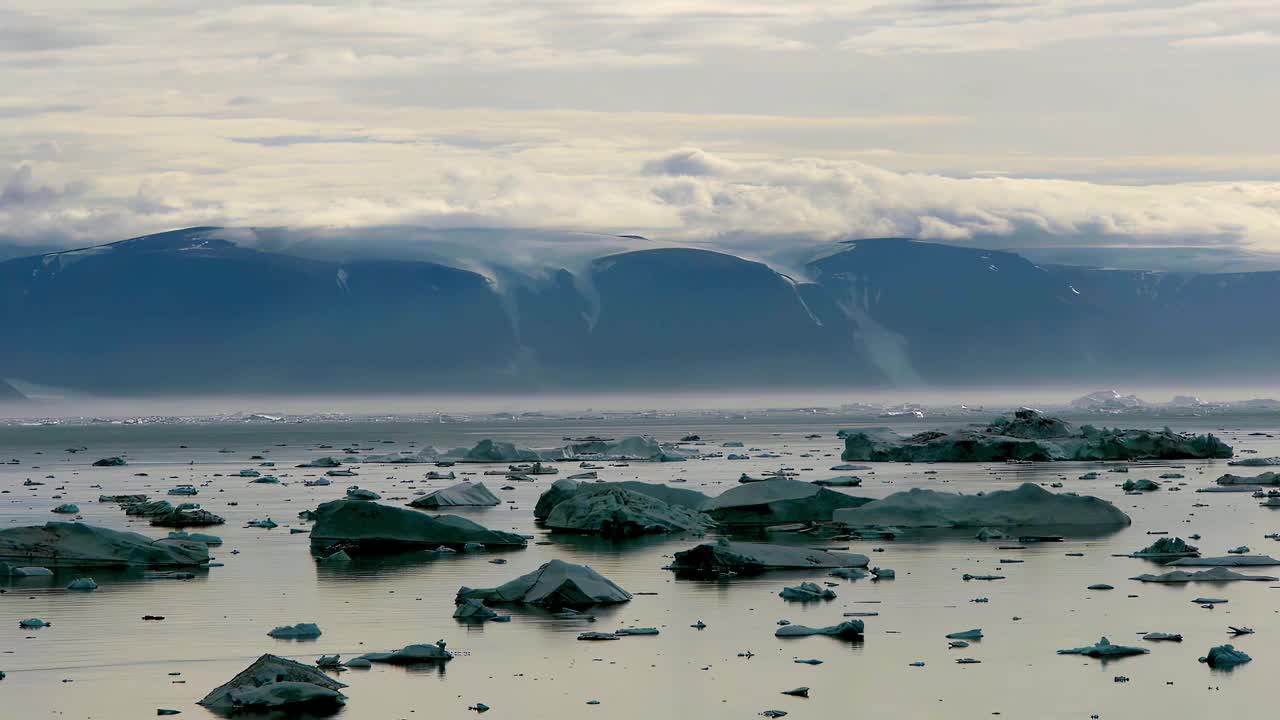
0;227;1275;395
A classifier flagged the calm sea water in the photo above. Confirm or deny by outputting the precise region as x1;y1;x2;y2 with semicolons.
2;414;1277;719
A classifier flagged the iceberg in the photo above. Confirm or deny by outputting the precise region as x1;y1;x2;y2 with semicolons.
706;479;871;526
811;476;862;487
216;682;346;710
1131;567;1278;583
534;480;711;520
99;494;147;504
1127;537;1199;558
198;654;346;712
0;522;208;568
453;598;499;621
1056;637;1148;658
774;620;863;639
1228;457;1280;467
166;531;223;545
452;439;545;463
268;623;322;639
345;486;380;501
408;482;501;508
1121;479;1160;492
779;582;836;601
669;539;869;574
51;503;79;514
358;641;453;664
1200;645;1251;668
1165;555;1280;567
150;508;225;528
456;559;631;607
543;486;714;536
297;457;343;468
833;483;1130;529
92;456;127;467
839;409;1231;462
1216;471;1280;486
308;500;527;551
560;435;689;462
364;447;443;464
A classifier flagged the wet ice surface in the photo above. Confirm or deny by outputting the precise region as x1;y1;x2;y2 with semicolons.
2;415;1279;719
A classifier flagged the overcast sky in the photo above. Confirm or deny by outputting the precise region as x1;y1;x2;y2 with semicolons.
3;0;1279;257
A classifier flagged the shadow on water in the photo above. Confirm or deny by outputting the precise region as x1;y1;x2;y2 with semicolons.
311;548;474;583
532;531;689;559
211;704;346;720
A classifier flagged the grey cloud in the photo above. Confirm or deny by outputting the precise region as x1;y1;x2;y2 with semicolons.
229;134;412;146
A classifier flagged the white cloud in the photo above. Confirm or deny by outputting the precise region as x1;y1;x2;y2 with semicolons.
1;0;1278;259
1173;30;1280;47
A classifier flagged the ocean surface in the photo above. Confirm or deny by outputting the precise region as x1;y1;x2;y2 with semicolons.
2;413;1278;719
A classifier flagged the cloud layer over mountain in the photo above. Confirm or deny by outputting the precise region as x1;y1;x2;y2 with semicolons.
3;1;1280;256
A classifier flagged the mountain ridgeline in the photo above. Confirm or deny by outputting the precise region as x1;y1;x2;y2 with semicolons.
0;228;1276;394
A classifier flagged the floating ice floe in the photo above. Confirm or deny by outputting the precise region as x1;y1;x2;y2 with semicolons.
344;486;380;501
1200;645;1251;668
534;480;711;520
198;654;346;712
1166;555;1280;567
838;409;1231;462
408;482;500;508
1216;471;1280;486
1126;537;1199;558
1130;567;1278;583
707;479;870;526
456;559;631;607
669;539;869;574
268;623;322;639
779;582;836;601
1056;637;1148;658
833;483;1130;529
775;620;863;639
356;640;453;664
309;500;527;552
544;486;714;536
0;522;209;568
150;508;225;528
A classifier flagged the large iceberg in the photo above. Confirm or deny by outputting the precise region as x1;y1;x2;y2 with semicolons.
356;641;452;664
198;654;346;712
669;539;869;574
534;480;710;520
407;482;501;508
450;439;545;463
1165;555;1280;567
706;479;870;526
839;409;1232;462
456;559;632;606
1216;471;1280;486
775;620;864;638
559;436;690;462
1056;637;1148;658
1200;645;1251;668
1070;390;1147;411
1131;567;1278;583
308;500;527;552
543;486;714;536
0;522;208;568
832;483;1130;529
